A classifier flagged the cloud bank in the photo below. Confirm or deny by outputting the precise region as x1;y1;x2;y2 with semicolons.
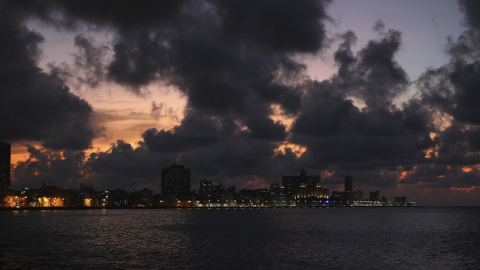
3;0;479;204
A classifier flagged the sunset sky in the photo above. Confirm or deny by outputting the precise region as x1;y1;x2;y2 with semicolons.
2;0;480;205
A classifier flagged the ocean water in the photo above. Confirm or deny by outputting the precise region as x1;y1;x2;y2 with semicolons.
0;207;479;269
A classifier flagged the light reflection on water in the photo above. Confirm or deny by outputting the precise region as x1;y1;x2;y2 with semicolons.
0;207;479;269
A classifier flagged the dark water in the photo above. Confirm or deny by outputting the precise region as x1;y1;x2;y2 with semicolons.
0;207;479;269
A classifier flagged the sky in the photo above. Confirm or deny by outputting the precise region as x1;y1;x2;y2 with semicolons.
1;0;480;206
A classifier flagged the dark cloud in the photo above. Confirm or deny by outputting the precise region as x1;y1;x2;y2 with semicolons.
0;9;101;150
178;134;285;185
107;30;173;92
459;0;480;29
73;34;109;88
143;112;234;152
419;59;480;126
4;0;188;32
329;25;409;113
60;0;321;131
434;124;480;166
418;1;480;126
290;29;433;176
334;31;357;78
400;163;480;190
13;145;86;188
292;94;434;169
449;60;480;124
84;140;174;190
404;0;480;191
4;0;480;203
214;0;330;53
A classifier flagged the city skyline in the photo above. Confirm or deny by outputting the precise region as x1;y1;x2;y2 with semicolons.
1;0;480;206
2;164;414;208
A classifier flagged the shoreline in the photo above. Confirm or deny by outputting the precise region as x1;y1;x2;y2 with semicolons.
0;205;428;211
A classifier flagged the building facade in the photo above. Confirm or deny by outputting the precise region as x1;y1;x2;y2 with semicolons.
161;164;191;197
282;169;328;199
0;142;11;189
370;190;380;201
344;175;353;205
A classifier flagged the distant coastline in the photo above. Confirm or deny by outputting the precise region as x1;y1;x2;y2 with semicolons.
0;205;421;211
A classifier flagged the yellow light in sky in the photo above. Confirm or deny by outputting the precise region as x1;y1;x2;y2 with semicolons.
275;143;307;158
11;83;188;165
270;104;295;131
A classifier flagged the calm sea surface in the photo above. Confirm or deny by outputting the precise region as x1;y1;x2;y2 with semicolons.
0;207;479;269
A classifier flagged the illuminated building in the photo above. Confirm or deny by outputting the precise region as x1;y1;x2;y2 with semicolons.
269;183;290;207
38;197;64;207
161;164;191;197
282;169;328;200
198;180;228;206
199;179;213;199
84;198;92;207
0;142;11;189
3;194;19;207
34;182;65;207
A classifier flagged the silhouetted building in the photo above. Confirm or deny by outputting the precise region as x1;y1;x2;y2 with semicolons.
345;176;353;192
139;188;154;207
199;179;212;199
224;186;236;206
370;190;380;201
269;183;289;206
344;176;353;205
212;184;225;203
197;180;226;205
282;169;327;200
80;183;95;194
238;189;256;206
392;196;407;206
161;164;191;197
0;142;11;189
330;191;344;206
353;190;363;201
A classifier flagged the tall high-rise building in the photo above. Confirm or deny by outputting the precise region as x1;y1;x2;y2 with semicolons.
344;175;353;204
161;164;191;197
199;179;212;199
0;142;11;189
344;176;353;193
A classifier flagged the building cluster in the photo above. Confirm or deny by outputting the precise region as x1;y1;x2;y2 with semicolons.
158;165;414;208
0;142;414;208
1;181;156;208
